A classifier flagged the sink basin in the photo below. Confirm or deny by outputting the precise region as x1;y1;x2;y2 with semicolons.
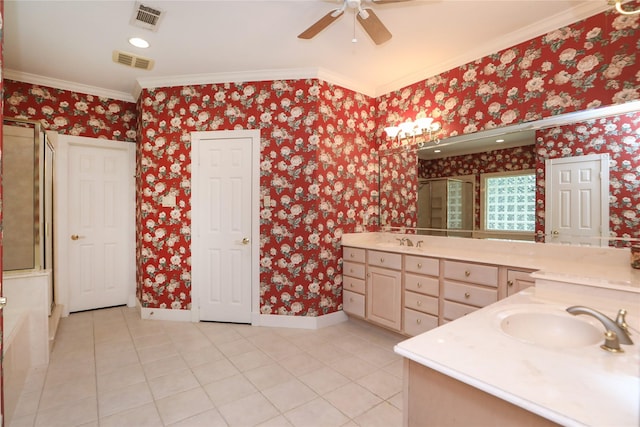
498;307;603;349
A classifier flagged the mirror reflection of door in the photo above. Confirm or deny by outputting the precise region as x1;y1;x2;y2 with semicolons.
545;154;609;247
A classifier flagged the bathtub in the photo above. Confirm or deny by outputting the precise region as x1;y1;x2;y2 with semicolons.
2;269;53;425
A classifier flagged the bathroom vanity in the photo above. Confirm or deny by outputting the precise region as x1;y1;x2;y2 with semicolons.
341;232;640;426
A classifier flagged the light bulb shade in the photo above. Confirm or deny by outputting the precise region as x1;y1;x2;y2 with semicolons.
415;117;434;131
399;121;415;136
384;126;401;138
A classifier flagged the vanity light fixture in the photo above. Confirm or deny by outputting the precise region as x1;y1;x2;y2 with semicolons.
610;0;640;15
384;116;441;145
128;37;150;48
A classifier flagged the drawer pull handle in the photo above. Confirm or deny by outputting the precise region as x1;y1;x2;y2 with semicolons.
507;280;514;287
417;263;422;268
350;283;354;288
350;298;354;302
350;269;354;273
380;257;385;263
416;319;422;325
465;270;471;277
464;292;471;298
417;300;422;306
417;282;422;288
350;253;354;258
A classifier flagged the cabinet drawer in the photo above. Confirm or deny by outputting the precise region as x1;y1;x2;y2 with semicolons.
405;255;439;276
443;260;498;287
443;300;479;321
343;247;366;263
368;250;402;270
443;281;497;308
403;309;438;336
404;273;439;296
404;291;438;316
343;261;365;280
343;290;365;318
344;276;365;294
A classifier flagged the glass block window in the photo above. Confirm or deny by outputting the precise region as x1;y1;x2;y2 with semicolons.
484;172;535;232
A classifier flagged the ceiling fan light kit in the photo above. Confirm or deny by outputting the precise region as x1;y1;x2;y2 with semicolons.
298;0;410;45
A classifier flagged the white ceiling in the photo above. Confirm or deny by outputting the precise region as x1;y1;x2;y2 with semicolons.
4;0;611;102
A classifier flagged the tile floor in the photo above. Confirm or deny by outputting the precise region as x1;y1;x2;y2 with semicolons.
10;307;407;427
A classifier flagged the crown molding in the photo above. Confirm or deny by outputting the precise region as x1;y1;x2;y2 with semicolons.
135;67;376;99
374;2;610;97
3;69;136;103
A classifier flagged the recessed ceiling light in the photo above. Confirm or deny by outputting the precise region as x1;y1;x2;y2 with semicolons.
128;37;150;48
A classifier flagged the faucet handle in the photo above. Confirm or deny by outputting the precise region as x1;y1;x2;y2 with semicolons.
416;240;424;248
601;330;624;353
616;309;631;335
396;238;404;246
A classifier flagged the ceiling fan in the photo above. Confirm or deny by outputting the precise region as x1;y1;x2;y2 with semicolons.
298;0;411;45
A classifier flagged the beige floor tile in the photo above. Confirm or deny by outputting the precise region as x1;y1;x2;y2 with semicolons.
298;366;351;395
244;362;294;390
99;402;163;427
167;408;228;427
353;401;402;427
180;344;225;368
228;348;274;372
148;368;201;400
98;380;154;418
133;331;173;349
192;357;240;385
97;362;146;393
388;391;404;410
142;354;189;380
96;348;140;376
262;378;318;412
34;395;98;427
284;397;350;427
218;392;279;426
323;382;383;418
137;341;180;364
7;413;36;427
278;353;325;377
156;387;215;426
12;390;42;419
203;374;257;406
216;338;258;357
356;370;403;400
257;414;295;427
330;355;378;381
38;373;96;411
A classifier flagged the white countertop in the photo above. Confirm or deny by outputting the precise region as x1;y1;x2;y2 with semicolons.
342;232;640;291
394;290;640;427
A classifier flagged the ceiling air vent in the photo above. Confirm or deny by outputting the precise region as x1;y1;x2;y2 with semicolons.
130;2;165;31
112;50;155;71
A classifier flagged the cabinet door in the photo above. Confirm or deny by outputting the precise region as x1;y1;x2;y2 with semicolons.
506;269;535;296
367;266;402;331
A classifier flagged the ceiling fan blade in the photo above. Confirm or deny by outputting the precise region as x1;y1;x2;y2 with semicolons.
298;10;345;39
357;8;392;45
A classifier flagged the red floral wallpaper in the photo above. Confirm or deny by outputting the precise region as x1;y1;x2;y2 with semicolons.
137;81;378;315
4;80;137;142
535;111;640;246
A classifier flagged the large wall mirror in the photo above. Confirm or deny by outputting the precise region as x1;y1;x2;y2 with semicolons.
379;101;640;247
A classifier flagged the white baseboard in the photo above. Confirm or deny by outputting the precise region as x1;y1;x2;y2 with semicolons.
137;300;193;322
252;310;348;330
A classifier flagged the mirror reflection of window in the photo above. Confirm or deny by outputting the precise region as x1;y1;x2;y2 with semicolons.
481;170;536;234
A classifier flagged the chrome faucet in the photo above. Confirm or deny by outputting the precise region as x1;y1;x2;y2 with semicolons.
403;238;414;247
566;306;633;346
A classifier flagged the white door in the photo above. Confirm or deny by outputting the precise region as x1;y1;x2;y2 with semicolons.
56;135;135;314
545;154;609;246
192;131;257;323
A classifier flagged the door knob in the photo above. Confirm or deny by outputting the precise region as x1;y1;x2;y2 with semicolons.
552;230;559;236
70;234;84;240
242;237;250;245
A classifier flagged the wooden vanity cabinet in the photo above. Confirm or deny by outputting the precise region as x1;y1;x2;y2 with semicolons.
442;260;498;322
342;247;366;318
506;268;535;296
367;250;403;332
403;255;440;336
